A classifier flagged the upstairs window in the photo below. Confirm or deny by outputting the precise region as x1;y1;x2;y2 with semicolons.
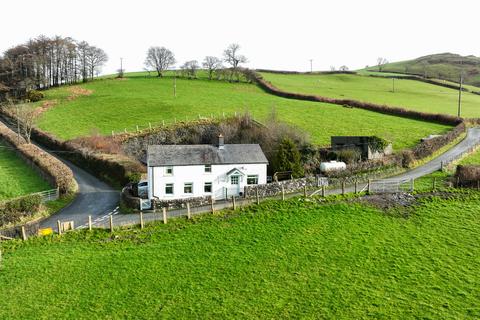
247;175;259;185
165;183;174;195
205;165;212;173
165;166;173;175
184;183;193;194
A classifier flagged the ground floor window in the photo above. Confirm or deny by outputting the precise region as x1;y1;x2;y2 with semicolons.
184;182;193;194
165;183;174;195
231;176;239;185
247;175;259;185
204;182;212;193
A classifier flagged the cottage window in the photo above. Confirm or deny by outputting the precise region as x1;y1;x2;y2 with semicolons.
205;165;212;173
247;175;259;185
184;183;193;194
230;176;239;185
204;182;212;193
165;166;173;175
165;183;174;195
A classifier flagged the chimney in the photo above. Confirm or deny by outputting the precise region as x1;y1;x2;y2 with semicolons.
218;134;225;150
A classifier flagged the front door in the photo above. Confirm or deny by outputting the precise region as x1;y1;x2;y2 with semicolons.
230;175;240;195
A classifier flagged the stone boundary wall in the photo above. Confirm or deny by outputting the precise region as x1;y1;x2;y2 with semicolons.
244;176;324;198
153;195;212;210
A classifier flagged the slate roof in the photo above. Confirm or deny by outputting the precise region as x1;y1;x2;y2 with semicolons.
147;144;268;166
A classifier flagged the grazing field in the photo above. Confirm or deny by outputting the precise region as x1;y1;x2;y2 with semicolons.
0;141;51;200
33;72;451;150
1;192;479;318
261;72;480;118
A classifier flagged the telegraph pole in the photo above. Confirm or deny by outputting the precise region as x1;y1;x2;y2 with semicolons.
119;57;124;78
458;74;463;117
309;59;313;73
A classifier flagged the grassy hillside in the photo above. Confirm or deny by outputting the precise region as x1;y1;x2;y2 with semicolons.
366;53;480;87
458;148;480;165
33;72;451;150
261;72;480;118
1;192;479;318
0;141;51;200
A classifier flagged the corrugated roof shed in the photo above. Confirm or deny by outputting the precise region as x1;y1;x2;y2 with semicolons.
147;144;268;166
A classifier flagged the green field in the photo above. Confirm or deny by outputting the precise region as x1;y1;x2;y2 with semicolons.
458;148;480;165
261;72;480;118
1;191;479;318
0;141;51;200
33;72;451;150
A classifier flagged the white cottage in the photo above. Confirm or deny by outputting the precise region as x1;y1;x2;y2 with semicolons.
147;136;268;200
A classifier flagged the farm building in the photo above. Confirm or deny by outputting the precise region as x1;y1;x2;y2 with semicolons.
331;136;393;160
147;135;268;200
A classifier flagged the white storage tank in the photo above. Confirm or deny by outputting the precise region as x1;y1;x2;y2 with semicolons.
320;161;347;173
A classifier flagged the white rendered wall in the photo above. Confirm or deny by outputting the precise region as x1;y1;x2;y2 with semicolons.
149;163;267;200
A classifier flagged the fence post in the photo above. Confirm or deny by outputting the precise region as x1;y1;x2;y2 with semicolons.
410;179;415;192
109;215;114;233
322;185;325;197
88;215;92;231
367;179;371;194
210;198;215;214
187;203;191;219
163;207;168;224
57;220;62;235
21;226;27;241
136;125;139;132
456;176;460;188
256;187;260;205
140;212;144;229
341;181;345;195
232;196;236;210
354;180;358;194
440;161;444;171
281;185;285;201
303;186;307;197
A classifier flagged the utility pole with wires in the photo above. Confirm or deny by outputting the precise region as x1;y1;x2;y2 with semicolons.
458;73;464;117
309;59;313;73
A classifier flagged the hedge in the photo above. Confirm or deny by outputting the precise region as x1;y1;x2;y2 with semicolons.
455;165;480;187
244;69;462;126
0;121;75;195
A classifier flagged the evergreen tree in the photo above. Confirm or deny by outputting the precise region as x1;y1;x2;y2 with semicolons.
273;138;304;178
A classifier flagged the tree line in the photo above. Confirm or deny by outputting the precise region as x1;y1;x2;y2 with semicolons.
144;43;248;82
0;35;108;98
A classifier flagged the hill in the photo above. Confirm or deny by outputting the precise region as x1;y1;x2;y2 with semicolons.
366;53;480;87
260;71;480;118
1;191;479;318
31;72;450;150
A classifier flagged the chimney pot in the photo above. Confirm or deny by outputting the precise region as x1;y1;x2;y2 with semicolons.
218;134;225;149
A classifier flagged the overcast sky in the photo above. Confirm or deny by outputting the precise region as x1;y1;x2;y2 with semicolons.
1;0;479;74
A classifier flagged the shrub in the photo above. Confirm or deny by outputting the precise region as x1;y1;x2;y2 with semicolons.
26;90;44;102
334;148;362;164
272;138;304;178
455;165;480;187
0;194;42;227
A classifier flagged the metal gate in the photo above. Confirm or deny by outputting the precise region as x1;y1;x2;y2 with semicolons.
369;178;413;194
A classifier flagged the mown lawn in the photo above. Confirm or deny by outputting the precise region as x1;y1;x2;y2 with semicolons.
34;73;451;150
0;141;51;200
1;192;479;319
261;72;480;118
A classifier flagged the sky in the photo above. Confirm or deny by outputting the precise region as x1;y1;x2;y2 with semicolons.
1;0;479;75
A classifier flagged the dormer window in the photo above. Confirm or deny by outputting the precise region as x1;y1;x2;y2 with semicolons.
205;165;212;173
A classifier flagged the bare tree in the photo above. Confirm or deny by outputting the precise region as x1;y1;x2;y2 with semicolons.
144;47;176;77
6;102;38;144
223;43;247;81
377;57;388;72
202;56;223;80
180;60;199;79
86;46;108;80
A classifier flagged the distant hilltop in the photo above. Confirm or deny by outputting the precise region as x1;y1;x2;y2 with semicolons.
366;53;480;86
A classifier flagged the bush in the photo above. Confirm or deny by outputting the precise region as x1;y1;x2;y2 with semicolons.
0;194;42;227
272;138;304;178
455;165;480;187
26;90;44;102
